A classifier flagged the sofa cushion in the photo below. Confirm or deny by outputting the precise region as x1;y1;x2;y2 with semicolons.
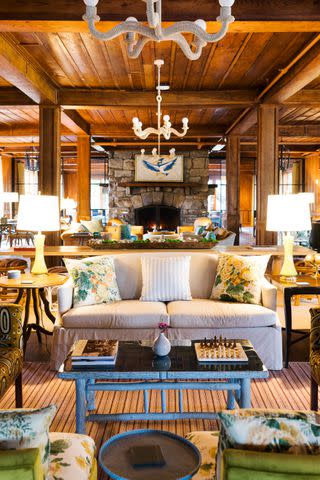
62;300;169;329
112;252;218;300
140;256;192;302
211;254;270;305
49;432;96;480
64;256;121;308
167;299;277;329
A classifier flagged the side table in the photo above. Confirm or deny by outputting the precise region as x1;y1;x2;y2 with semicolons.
0;273;67;345
269;274;320;368
99;429;201;480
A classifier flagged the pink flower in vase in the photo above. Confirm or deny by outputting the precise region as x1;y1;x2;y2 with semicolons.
158;322;170;335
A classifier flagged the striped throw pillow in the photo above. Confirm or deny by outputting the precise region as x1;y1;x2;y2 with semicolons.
140;256;192;302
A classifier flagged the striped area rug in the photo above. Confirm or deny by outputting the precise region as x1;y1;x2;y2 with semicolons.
0;362;314;479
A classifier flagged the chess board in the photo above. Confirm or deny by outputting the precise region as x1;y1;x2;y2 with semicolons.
194;339;248;363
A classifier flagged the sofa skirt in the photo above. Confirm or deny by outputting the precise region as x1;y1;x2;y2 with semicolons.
51;324;282;371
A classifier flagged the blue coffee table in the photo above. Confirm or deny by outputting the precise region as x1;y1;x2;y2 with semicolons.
58;340;268;434
99;429;201;480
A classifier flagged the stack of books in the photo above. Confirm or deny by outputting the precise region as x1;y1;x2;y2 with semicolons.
69;339;119;369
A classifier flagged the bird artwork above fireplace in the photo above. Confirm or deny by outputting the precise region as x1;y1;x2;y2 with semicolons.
135;152;184;182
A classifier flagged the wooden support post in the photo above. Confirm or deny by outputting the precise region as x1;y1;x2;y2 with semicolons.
226;135;240;244
77;135;91;221
256;105;279;245
39;105;61;246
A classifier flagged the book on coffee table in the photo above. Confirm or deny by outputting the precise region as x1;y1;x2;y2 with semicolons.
71;339;119;365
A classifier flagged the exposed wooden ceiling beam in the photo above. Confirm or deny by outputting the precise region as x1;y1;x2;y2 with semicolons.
284;89;320;105
228;34;320;135
0;0;319;22
59;89;257;109
0;33;57;104
0;88;36;106
1;21;320;34
61;110;90;135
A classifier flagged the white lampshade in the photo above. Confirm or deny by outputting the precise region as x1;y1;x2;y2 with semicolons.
1;192;19;203
61;197;77;210
266;194;311;232
298;192;315;204
17;195;60;232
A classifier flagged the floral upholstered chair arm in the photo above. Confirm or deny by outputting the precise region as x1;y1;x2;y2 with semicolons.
310;307;320;385
0;304;23;349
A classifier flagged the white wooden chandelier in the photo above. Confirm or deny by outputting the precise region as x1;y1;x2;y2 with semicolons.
83;0;235;61
133;59;188;158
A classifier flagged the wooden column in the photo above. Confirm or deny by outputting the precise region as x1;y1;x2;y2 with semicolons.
256;104;279;245
77;135;91;221
39;105;61;245
226;135;240;244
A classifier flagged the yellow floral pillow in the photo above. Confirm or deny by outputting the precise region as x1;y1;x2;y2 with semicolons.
211;254;270;305
185;431;219;480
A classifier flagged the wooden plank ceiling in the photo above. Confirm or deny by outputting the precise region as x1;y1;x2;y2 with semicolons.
0;0;319;160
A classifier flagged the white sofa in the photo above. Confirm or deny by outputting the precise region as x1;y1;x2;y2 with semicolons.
52;252;282;370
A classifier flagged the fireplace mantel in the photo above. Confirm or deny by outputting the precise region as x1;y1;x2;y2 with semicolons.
119;182;217;194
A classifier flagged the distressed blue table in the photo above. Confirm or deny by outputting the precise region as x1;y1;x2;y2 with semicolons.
58;340;268;434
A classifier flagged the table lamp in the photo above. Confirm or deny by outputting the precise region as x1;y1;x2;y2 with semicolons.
1;192;19;219
266;194;311;281
16;194;60;274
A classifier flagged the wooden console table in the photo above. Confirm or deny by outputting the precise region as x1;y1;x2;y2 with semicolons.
0;245;314;275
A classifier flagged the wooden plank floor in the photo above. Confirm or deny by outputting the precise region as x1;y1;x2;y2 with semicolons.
0;362;314;480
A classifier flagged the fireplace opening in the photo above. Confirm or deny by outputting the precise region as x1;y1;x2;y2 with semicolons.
134;205;181;232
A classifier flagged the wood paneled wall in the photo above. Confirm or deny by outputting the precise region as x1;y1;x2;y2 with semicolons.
1;155;12;192
63;172;77;202
240;172;254;227
305;153;320;215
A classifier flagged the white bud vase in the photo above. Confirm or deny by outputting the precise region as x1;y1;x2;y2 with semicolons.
153;332;171;357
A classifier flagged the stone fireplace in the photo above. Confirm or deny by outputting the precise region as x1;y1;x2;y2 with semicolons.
108;150;209;227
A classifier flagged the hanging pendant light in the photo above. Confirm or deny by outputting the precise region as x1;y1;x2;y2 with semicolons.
83;0;235;61
132;59;188;159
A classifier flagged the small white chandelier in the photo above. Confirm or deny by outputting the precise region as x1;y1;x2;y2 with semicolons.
132;59;188;159
83;0;235;61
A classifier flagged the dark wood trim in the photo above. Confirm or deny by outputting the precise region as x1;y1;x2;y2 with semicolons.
0;1;320;22
15;372;22;408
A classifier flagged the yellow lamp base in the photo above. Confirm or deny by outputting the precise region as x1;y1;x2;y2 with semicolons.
280;233;297;282
31;232;48;275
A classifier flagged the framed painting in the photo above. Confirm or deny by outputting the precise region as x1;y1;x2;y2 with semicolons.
135;153;184;182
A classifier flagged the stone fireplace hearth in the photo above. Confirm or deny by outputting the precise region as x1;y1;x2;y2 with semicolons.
108;150;209;227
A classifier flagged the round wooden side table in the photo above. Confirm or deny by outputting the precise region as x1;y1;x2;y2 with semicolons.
0;273;67;345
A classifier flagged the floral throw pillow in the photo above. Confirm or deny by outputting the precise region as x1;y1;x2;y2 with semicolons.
218;409;320;455
0;405;56;478
211;254;270;304
185;431;219;480
64;256;121;308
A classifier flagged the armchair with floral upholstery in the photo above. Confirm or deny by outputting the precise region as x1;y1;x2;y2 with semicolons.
310;307;320;410
0;303;23;407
